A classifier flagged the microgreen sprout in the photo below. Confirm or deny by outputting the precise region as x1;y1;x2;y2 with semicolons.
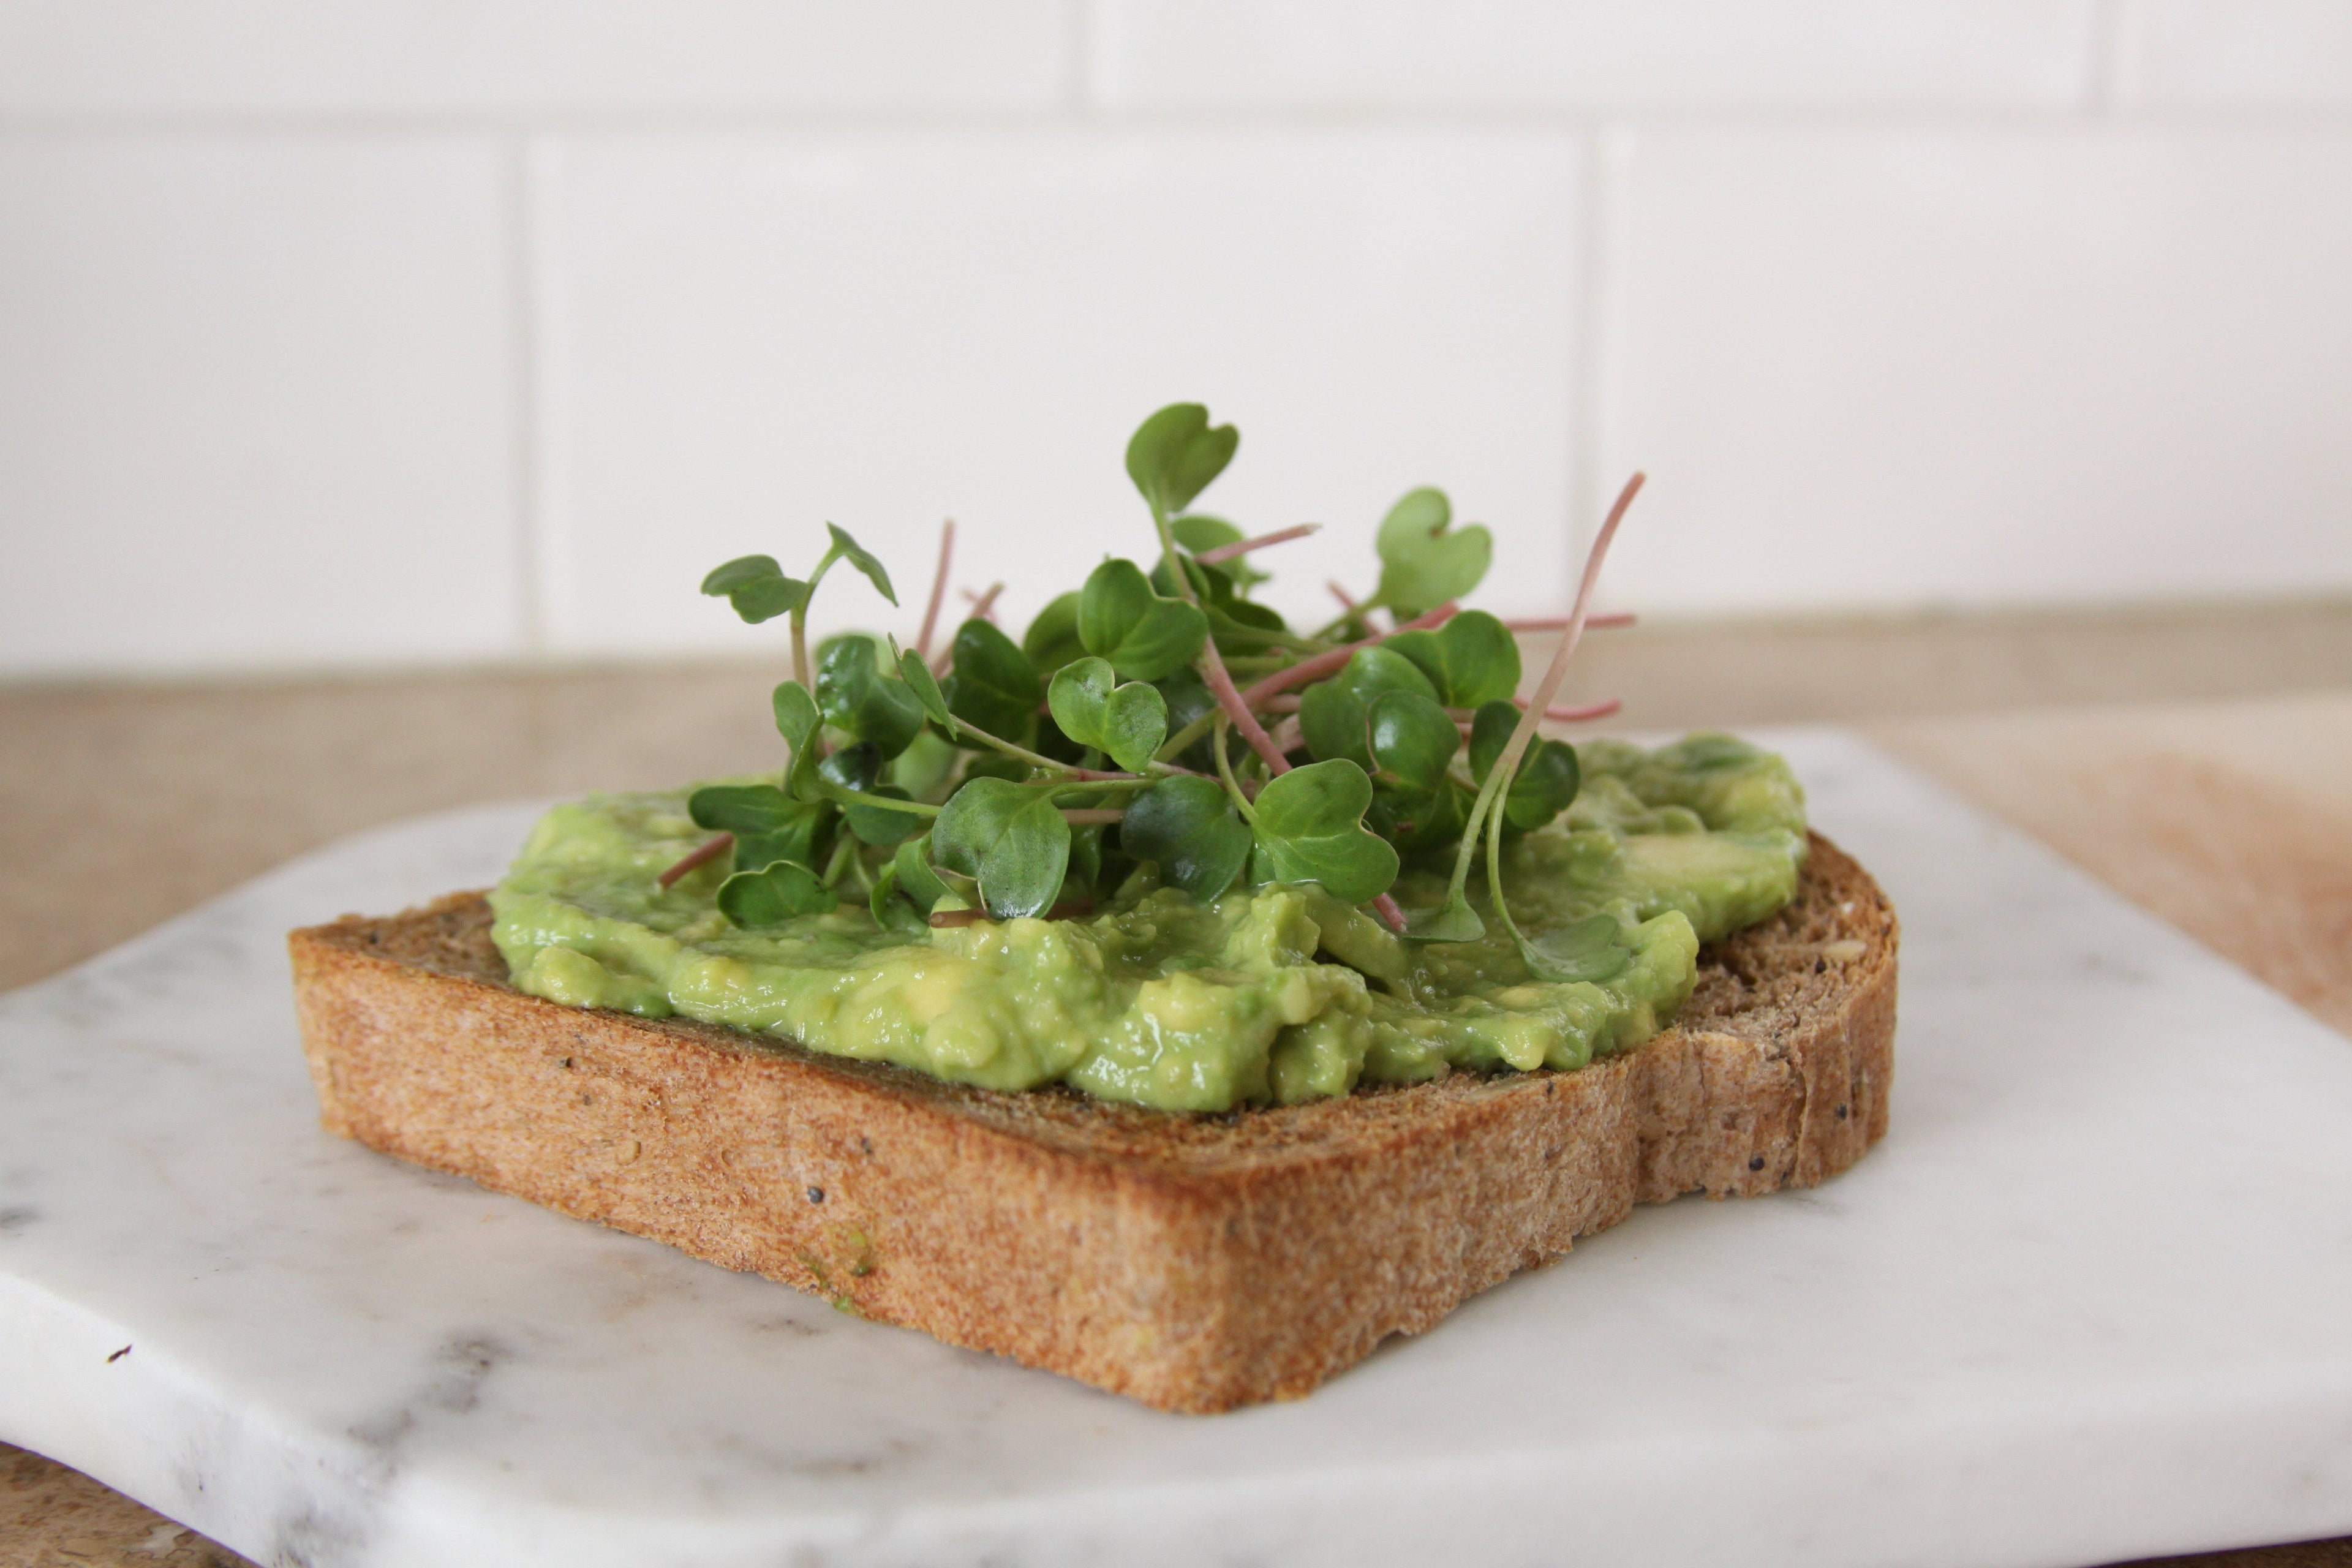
684;404;1639;963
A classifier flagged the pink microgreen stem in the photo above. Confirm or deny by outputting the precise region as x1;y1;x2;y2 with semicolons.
1501;611;1635;632
915;519;955;658
1235;602;1459;709
962;581;1005;624
1196;523;1320;565
1371;892;1409;933
1327;579;1359;611
1444;698;1623;724
656;833;733;889
1447;474;1643;904
1200;638;1292;774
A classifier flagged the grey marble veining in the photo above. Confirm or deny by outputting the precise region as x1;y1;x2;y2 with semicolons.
5;732;2352;1568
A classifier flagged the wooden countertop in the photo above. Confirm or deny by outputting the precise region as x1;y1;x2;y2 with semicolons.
4;638;2349;1567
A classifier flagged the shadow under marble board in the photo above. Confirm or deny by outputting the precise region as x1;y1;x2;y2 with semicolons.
3;731;2351;1568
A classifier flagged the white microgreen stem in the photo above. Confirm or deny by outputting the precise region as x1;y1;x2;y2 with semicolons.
1483;796;1522;942
1060;808;1125;826
656;832;734;889
1200;636;1292;775
915;518;955;658
1236;601;1459;708
1501;611;1635;632
1196;522;1320;565
1439;473;1645;910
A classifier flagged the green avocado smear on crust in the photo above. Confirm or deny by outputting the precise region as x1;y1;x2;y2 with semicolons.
490;736;1806;1113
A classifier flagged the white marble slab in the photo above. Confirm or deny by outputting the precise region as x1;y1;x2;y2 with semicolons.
6;731;2352;1568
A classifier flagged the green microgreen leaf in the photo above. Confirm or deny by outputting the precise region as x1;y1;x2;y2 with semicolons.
1368;776;1471;854
1151;669;1219;769
1475;792;1627;984
932;777;1072;919
701;555;811;625
772;679;826;802
1021;591;1088;682
1120;774;1253;902
842;785;925;846
1152;554;1291;655
1125;403;1238;520
716;858;836;927
1077;557;1210;682
1372;488;1491;619
816;742;928;846
1170;513;1268;590
821;523;898;606
941;617;1042;746
1467;700;1583;831
893;836;952;913
1384;609;1521;708
1467;699;1520;786
1063;821;1104;904
816;634;924;759
1403;890;1486;943
1365;690;1460;796
817;740;883;794
1297;645;1440;769
1248;759;1400;905
868;859;930;937
893;644;955;729
1046;657;1168;774
1504;737;1580;831
687;783;829;875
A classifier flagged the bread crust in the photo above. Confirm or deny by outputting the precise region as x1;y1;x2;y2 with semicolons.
289;832;1896;1412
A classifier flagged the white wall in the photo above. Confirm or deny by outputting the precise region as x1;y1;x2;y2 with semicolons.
2;1;2348;677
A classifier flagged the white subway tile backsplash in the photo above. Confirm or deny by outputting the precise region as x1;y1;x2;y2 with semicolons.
1596;127;2352;617
1091;0;2100;111
536;130;1582;658
0;134;520;676
0;1;1072;118
2116;0;2352;108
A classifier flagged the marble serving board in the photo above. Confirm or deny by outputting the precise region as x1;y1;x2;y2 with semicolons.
6;730;2352;1568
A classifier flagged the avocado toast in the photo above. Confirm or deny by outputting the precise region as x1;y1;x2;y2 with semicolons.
289;405;1896;1409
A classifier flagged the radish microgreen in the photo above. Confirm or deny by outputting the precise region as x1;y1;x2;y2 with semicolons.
676;404;1643;968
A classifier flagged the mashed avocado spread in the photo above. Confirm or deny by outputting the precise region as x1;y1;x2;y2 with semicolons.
489;736;1806;1113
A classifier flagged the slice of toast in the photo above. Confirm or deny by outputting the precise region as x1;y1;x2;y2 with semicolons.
288;831;1896;1413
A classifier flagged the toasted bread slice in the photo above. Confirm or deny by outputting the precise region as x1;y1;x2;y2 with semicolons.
288;831;1895;1412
